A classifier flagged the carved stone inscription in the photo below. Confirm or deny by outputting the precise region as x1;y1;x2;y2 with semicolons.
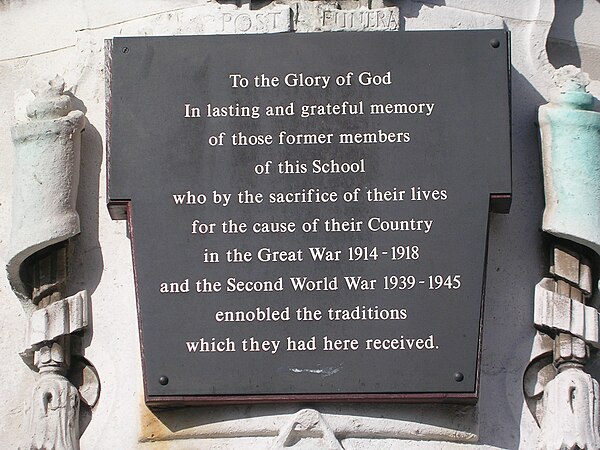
107;32;511;403
320;7;400;32
204;5;293;34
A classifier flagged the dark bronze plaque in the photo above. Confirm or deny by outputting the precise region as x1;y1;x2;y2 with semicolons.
107;31;511;405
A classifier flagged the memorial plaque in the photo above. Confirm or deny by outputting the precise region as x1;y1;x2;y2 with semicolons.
107;31;511;405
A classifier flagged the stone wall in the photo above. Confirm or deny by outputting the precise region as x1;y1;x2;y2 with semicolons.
1;1;598;449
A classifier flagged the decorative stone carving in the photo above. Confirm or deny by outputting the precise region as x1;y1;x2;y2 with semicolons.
319;6;400;32
272;409;343;450
292;0;399;33
209;4;294;34
532;249;600;449
523;338;556;424
538;66;600;255
140;403;480;444
119;3;294;36
28;372;81;450
533;67;600;449
535;278;599;347
550;246;593;294
7;76;85;311
7;76;90;450
25;291;89;360
538;368;600;450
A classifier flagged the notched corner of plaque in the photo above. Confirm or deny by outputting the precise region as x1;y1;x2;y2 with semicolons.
106;199;130;221
490;193;512;214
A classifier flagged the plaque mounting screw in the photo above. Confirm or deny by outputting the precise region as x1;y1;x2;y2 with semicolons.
158;376;169;385
122;47;129;54
454;372;464;382
490;39;500;49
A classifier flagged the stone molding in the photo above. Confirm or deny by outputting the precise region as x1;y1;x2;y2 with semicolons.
139;403;479;444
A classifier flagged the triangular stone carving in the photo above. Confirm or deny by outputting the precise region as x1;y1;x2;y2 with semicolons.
272;409;343;450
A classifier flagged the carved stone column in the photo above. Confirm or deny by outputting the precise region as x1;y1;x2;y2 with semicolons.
7;76;90;450
533;66;600;449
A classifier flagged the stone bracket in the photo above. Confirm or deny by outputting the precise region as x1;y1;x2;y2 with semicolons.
534;278;599;348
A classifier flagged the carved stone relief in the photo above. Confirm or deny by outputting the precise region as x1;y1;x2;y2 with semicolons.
7;76;92;450
531;67;600;449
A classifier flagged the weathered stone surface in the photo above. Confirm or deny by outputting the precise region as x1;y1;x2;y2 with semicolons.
554;333;588;365
70;358;101;408
538;368;600;450
5;74;90;450
26;290;89;353
402;2;503;31
7;76;85;311
272;409;342;450
534;278;599;347
204;5;293;34
550;247;593;294
534;76;600;446
28;372;80;450
98;3;294;36
523;340;556;424
139;403;480;444
319;6;400;32
539;66;600;255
